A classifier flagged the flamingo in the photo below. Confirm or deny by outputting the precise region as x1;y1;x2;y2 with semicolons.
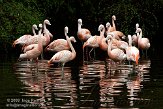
48;26;76;78
132;34;138;46
38;19;53;59
77;19;91;42
126;35;140;65
106;34;126;62
106;22;126;40
98;24;108;51
42;19;53;46
45;36;76;52
132;23;140;46
135;26;150;57
18;24;43;61
82;24;104;59
105;15;116;32
13;24;38;47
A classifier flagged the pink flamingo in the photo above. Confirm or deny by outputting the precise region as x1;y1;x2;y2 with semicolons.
98;24;108;51
48;26;76;78
19;24;43;61
106;22;126;40
106;34;126;62
108;32;128;50
77;19;91;42
77;18;92;61
105;15;116;32
96;24;117;51
132;34;138;46
82;24;104;59
42;19;53;47
135;26;150;57
126;35;140;65
45;36;76;52
132;23;140;46
13;24;38;47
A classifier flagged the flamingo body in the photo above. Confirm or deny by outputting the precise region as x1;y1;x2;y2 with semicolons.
126;35;140;64
48;26;76;66
106;34;126;62
77;19;91;42
19;24;43;61
45;37;76;52
13;24;38;47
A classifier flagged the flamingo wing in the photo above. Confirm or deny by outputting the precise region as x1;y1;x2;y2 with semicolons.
50;50;72;63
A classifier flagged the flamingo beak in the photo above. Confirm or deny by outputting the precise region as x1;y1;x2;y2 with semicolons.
48;61;51;65
83;42;87;50
12;41;17;47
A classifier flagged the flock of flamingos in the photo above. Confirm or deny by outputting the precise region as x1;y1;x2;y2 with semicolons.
12;15;150;75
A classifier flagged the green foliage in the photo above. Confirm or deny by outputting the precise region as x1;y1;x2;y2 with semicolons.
0;0;45;53
0;0;44;48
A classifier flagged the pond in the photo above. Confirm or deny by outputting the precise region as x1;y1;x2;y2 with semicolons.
0;50;163;109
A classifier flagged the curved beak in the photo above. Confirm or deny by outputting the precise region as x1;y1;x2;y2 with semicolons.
12;40;17;47
83;42;87;50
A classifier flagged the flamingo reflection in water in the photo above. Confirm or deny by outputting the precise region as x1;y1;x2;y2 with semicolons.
14;60;78;109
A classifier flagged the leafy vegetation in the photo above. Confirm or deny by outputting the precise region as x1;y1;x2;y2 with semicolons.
0;0;162;53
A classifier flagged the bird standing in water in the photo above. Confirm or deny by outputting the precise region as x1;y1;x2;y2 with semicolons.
125;35;140;65
135;26;150;57
19;24;43;62
48;26;76;78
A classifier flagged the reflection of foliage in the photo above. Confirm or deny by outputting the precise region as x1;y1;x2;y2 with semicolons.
0;0;162;52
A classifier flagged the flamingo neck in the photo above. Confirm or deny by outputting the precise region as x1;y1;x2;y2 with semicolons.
112;19;116;30
38;29;43;51
78;24;81;32
32;27;36;36
128;35;132;47
138;28;142;42
100;28;105;38
65;32;76;58
107;38;112;55
43;22;47;31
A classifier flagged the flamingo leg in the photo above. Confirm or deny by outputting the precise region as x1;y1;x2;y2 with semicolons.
61;63;65;79
41;52;44;60
93;48;96;60
89;48;94;60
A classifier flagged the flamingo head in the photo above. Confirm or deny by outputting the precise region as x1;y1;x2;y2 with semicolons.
136;23;139;29
70;36;77;43
98;24;104;32
78;19;82;25
64;26;69;35
12;40;18;47
106;33;114;40
112;15;116;20
33;24;38;30
135;28;141;34
47;60;53;66
106;22;111;28
39;24;43;28
44;19;51;25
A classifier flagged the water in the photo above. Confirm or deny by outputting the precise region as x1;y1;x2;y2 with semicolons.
0;53;163;109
